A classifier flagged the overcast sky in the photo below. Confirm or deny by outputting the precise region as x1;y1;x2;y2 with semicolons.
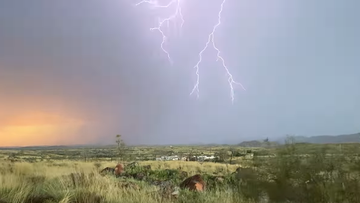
0;0;359;146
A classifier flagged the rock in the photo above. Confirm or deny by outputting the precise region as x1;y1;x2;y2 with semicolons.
180;174;205;192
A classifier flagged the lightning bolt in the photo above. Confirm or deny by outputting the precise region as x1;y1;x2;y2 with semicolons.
135;0;184;65
189;0;246;103
135;0;246;103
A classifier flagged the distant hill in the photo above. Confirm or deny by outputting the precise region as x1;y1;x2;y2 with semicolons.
2;132;359;150
278;132;360;144
238;140;280;147
238;132;360;147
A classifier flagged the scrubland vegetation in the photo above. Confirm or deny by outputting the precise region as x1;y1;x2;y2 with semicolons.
1;139;360;203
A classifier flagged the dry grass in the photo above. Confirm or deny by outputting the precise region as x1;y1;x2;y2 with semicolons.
137;161;242;175
2;143;360;203
0;160;249;203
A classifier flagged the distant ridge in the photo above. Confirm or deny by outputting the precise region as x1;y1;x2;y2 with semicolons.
276;132;360;144
237;132;360;147
294;133;360;144
237;140;279;147
1;132;360;149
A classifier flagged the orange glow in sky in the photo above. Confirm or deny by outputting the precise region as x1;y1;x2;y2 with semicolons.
0;111;84;147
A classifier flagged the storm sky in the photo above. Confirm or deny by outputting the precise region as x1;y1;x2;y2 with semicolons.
0;0;359;146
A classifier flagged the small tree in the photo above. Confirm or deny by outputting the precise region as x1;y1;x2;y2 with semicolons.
116;134;126;161
229;147;236;164
214;149;229;163
81;148;89;162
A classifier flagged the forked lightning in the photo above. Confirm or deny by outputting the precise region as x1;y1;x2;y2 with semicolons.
135;0;245;103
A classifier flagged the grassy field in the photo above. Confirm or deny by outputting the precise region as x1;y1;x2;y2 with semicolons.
1;142;360;203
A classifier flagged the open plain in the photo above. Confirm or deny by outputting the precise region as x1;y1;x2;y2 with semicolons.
1;142;360;203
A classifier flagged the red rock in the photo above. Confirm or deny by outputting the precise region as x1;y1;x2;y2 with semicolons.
114;163;124;176
180;174;205;192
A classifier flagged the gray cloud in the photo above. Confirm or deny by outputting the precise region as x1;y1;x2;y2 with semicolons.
0;0;359;146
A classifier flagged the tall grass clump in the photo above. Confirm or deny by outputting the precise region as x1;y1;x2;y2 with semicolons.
237;140;360;203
